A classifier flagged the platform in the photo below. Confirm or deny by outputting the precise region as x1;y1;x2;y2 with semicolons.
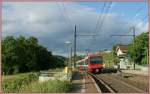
71;70;100;93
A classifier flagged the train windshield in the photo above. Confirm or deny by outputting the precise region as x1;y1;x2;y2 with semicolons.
90;58;102;64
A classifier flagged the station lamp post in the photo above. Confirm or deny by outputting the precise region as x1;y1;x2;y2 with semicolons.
65;41;72;68
65;41;72;79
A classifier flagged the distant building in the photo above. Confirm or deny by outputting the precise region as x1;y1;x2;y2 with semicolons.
115;45;128;58
114;44;132;69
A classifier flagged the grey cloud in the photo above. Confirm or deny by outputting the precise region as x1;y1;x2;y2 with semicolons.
3;3;147;57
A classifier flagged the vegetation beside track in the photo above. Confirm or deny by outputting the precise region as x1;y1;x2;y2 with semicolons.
2;73;38;93
2;72;72;93
102;52;114;68
20;80;72;93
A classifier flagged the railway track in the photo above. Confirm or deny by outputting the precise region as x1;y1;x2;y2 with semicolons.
89;73;116;93
89;73;146;93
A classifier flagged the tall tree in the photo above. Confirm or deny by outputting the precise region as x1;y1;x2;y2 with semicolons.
2;36;66;75
2;36;18;74
127;32;148;65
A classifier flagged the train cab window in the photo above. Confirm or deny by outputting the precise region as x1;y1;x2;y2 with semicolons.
90;58;102;64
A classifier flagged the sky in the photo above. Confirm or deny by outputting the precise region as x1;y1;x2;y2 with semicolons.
2;2;148;57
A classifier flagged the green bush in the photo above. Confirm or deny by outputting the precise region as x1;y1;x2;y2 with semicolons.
141;56;147;65
2;73;38;93
21;80;72;93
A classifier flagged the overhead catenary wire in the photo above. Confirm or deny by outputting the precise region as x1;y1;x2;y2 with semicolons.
128;5;145;23
89;2;112;52
110;5;147;46
62;2;74;30
134;14;148;27
111;4;147;42
86;2;112;52
141;15;148;22
96;2;112;33
125;5;146;28
56;2;72;30
94;2;106;33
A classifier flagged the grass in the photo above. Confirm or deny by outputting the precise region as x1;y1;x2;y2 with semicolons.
20;80;72;93
2;72;34;80
2;71;72;93
2;73;38;93
2;68;72;93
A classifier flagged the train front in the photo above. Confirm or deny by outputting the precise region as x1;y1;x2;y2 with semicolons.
87;54;104;73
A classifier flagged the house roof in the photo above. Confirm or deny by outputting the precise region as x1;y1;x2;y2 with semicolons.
116;45;128;53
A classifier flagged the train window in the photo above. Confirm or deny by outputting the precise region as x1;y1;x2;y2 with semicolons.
90;58;103;64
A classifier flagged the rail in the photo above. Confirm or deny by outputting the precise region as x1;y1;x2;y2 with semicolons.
89;73;116;93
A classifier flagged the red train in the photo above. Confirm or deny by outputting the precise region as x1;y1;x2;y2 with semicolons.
86;53;104;73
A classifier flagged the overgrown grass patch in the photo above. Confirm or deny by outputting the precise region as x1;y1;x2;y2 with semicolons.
21;80;72;93
2;73;38;93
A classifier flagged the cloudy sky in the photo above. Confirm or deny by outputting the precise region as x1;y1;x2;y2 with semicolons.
2;2;148;56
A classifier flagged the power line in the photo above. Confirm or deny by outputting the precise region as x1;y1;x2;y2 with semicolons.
57;2;73;31
125;5;146;27
89;2;112;52
96;2;112;33
88;2;110;52
77;34;100;36
94;2;106;33
142;15;148;22
129;6;145;22
62;3;74;30
134;15;148;27
117;5;147;40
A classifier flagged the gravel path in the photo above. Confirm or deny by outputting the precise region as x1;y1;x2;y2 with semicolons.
122;69;148;76
96;73;147;93
111;73;149;92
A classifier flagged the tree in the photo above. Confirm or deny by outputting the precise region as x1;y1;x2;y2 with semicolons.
102;52;114;67
127;32;148;65
2;36;66;75
2;36;18;74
